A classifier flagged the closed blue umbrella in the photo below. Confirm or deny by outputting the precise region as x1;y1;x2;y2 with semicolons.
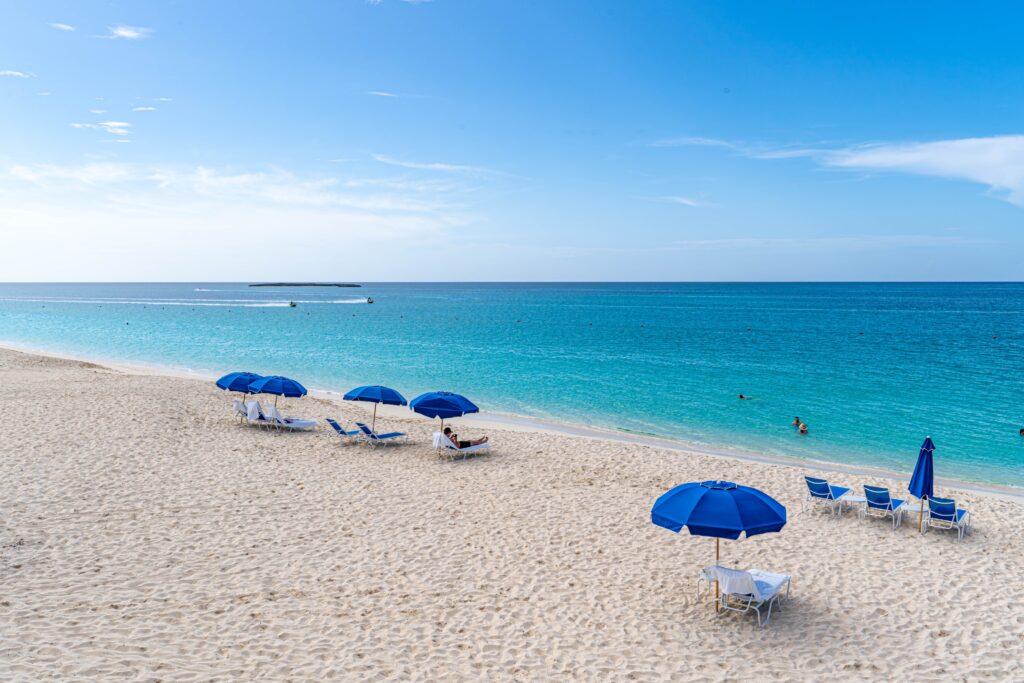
410;391;479;430
248;375;307;407
216;371;263;397
652;480;787;610
908;436;935;531
343;385;407;430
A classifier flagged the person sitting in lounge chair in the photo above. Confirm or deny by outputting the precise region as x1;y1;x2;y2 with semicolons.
443;426;488;449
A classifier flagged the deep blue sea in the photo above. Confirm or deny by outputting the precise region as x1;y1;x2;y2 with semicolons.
1;282;1022;487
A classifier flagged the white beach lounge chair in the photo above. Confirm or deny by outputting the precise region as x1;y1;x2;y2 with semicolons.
232;399;247;422
432;431;491;459
708;565;791;627
245;400;271;429
266;405;317;431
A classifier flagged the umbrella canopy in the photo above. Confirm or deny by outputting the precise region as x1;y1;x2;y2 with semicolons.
908;437;935;501
248;375;307;398
343;385;407;406
908;436;936;532
652;480;787;539
215;371;263;393
410;391;479;420
343;385;407;430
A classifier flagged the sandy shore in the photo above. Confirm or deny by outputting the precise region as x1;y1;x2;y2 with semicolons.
1;347;1022;681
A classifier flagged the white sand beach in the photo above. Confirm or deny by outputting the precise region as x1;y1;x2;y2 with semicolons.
2;346;1023;681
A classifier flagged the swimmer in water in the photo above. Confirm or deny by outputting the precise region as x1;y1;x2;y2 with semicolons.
799;422;808;435
792;416;801;428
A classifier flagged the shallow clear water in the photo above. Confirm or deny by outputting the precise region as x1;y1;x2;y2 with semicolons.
1;282;1022;486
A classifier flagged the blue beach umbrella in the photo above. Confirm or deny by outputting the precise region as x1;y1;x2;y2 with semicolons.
216;371;263;397
652;480;787;609
248;375;308;407
410;391;479;430
908;436;935;531
343;385;407;430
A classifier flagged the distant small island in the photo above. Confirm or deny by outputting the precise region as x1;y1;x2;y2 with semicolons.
249;283;362;288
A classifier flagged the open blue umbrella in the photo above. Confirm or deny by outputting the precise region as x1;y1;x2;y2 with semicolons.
343;385;407;430
248;375;307;407
908;436;935;531
652;480;786;609
216;371;263;396
410;391;479;430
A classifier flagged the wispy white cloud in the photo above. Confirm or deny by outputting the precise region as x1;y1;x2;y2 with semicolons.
1;162;477;279
132;106;156;112
343;177;463;192
9;163;136;185
372;154;492;175
816;136;1024;206
6;163;472;215
658;195;712;208
50;22;76;31
89;109;107;114
674;234;986;250
37;92;50;96
155;97;173;102
655;133;1024;208
649;136;740;150
0;70;34;78
369;91;398;98
103;25;152;40
71;121;132;136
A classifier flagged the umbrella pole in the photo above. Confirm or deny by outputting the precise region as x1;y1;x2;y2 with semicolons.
918;495;926;532
714;538;720;612
372;403;377;431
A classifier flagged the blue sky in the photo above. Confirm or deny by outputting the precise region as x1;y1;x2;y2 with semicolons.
2;1;1023;281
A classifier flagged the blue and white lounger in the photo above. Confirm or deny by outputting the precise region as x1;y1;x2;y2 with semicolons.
355;422;407;446
803;476;851;515
860;485;907;530
326;418;362;443
925;497;971;541
432;431;490;459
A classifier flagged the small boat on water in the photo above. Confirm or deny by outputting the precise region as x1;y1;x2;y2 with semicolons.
366;297;374;304
288;301;297;308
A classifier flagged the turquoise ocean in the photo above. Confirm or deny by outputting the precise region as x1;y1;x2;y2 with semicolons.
1;282;1022;487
